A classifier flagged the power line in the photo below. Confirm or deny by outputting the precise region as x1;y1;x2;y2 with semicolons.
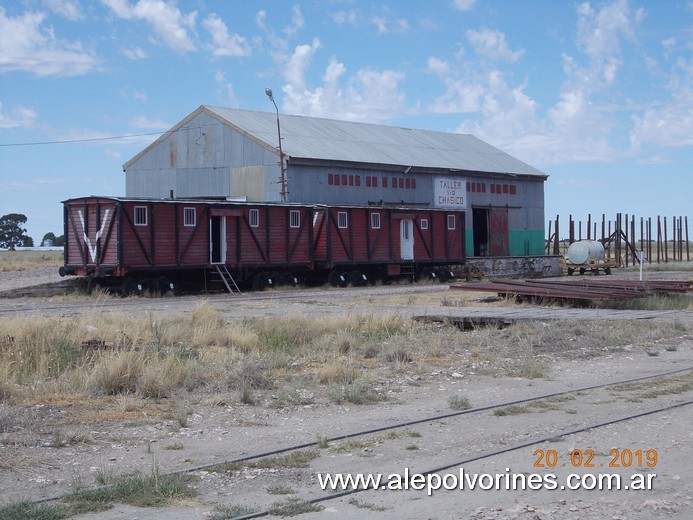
0;131;166;147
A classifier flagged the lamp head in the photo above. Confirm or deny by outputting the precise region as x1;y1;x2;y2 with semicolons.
265;88;274;101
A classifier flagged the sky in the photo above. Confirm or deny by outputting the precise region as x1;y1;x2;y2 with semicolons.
0;0;691;244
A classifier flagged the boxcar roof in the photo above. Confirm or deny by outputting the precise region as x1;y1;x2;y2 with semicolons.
62;196;459;212
124;105;547;179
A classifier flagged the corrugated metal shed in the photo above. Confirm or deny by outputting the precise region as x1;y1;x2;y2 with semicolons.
124;105;546;179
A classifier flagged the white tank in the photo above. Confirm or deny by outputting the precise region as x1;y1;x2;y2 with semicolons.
566;240;605;265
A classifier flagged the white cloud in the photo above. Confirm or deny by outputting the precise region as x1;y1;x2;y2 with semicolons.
203;13;251;57
123;46;147;60
43;0;84;21
371;16;409;35
100;0;197;52
452;0;476;11
0;6;97;76
283;4;304;38
426;56;450;76
281;42;406;122
130;115;168;129
630;58;693;149
331;10;358;26
214;70;239;107
465;27;523;63
0;103;38;129
570;0;643;89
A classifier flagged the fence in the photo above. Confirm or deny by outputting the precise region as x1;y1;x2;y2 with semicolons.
546;213;690;266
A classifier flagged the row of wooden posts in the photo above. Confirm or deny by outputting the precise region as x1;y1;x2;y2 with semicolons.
546;213;690;266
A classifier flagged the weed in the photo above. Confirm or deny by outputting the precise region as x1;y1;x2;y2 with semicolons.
267;498;323;516
267;485;294;495
163;442;184;450
175;402;192;428
329;439;376;453
348;498;388;511
494;405;529;416
209;504;259;519
317;434;329;449
448;395;472;411
67;467;196;508
405;444;419;451
612;374;693;399
212;450;320;473
665;345;678;352
0;500;69;520
327;377;384;405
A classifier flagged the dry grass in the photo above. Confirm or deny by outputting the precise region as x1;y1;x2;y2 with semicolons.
1;301;689;434
0;250;63;272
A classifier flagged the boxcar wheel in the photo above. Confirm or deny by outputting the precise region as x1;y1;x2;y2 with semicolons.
122;278;143;295
347;270;368;287
435;267;453;283
328;270;347;288
253;273;267;291
156;277;174;294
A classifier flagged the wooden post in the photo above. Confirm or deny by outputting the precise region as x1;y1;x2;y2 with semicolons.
679;216;684;262
647;217;652;264
631;215;636;264
587;214;591;240
664;216;668;263
624;213;629;267
686;216;690;262
657;216;661;263
553;215;560;255
617;213;622;266
569;215;574;244
640;217;644;256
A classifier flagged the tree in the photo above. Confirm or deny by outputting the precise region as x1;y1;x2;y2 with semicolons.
0;213;34;249
41;232;64;247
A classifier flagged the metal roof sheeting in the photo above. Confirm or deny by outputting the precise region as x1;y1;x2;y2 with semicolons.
204;106;546;178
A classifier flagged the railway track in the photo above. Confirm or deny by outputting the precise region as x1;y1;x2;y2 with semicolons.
234;398;693;519
32;366;693;515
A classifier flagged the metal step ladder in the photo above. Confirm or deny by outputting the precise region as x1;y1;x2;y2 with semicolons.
213;265;241;294
400;263;416;280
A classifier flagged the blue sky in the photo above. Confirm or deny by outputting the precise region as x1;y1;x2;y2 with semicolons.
1;0;691;244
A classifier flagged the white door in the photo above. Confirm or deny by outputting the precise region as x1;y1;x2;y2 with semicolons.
400;219;414;260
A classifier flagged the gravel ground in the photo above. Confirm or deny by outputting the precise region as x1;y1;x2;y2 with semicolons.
1;268;692;519
0;266;65;293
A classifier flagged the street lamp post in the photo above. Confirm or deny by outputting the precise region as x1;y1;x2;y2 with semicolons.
265;88;287;202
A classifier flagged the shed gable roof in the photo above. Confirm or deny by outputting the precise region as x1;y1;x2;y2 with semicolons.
125;105;546;179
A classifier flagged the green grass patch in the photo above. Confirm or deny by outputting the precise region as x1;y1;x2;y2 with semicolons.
267;498;323;517
210;450;320;473
209;504;259;520
0;501;70;520
68;469;196;508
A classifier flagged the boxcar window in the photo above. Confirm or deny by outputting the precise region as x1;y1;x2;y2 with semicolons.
420;218;429;230
184;207;196;227
249;209;259;227
290;210;300;228
447;214;456;230
337;211;348;229
370;212;381;229
134;206;147;226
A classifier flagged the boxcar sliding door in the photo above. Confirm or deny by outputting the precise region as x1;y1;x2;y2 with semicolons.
400;219;414;260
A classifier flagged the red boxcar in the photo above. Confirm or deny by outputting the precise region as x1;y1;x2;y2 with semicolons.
61;197;465;292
